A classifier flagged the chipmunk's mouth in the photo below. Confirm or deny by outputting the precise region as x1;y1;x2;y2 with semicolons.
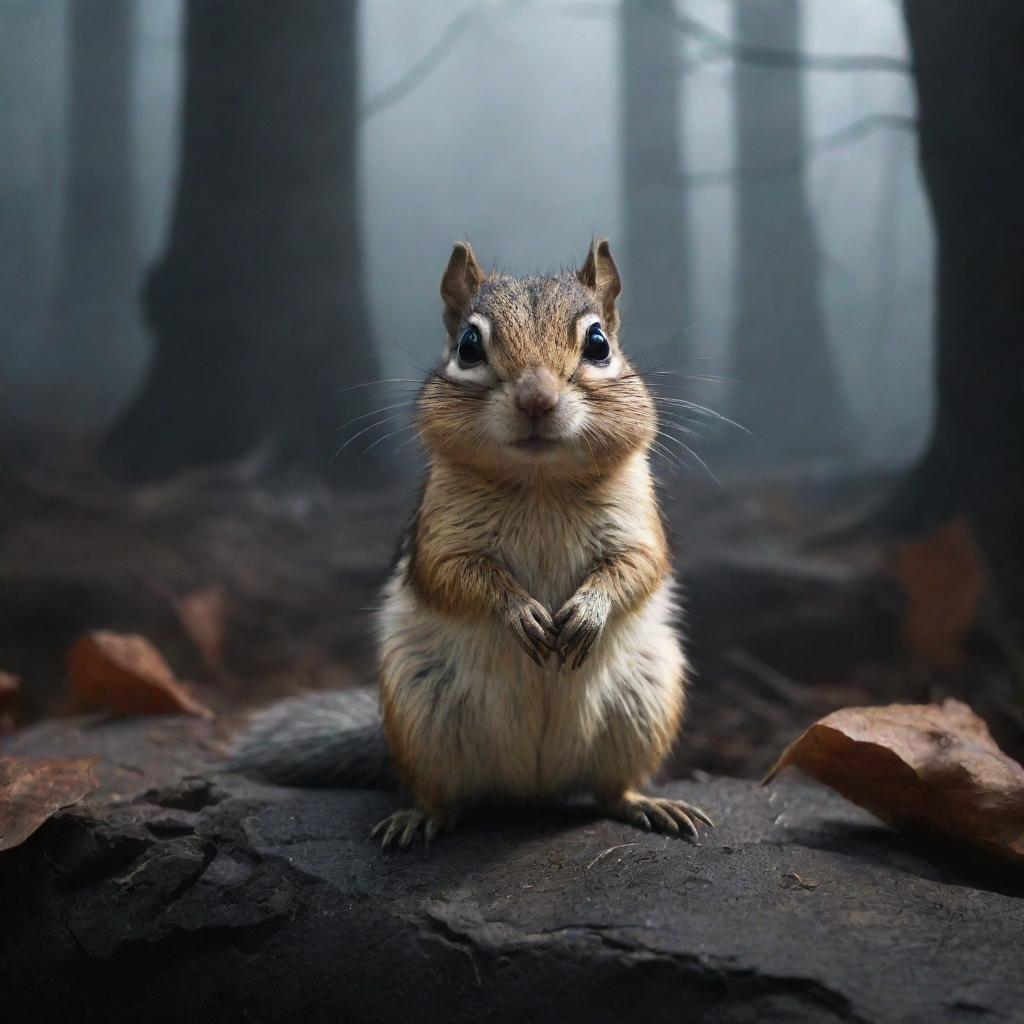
512;434;559;453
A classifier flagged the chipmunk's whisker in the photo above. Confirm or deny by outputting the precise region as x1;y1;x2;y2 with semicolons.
332;409;413;462
427;371;489;395
333;401;418;434
339;378;425;393
625;321;711;364
378;430;425;466
373;384;426;394
653;397;750;434
647;438;681;475
653;430;721;486
361;423;417;457
392;353;434;376
577;423;602;475
643;370;739;385
656;413;701;438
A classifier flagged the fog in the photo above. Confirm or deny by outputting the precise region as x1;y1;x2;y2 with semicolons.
2;0;933;466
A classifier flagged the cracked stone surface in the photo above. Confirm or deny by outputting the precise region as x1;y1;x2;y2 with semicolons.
2;715;1022;1024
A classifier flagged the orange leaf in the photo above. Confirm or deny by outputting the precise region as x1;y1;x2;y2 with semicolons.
175;584;227;670
892;516;988;671
67;631;213;718
765;700;1024;865
0;757;99;853
0;671;18;714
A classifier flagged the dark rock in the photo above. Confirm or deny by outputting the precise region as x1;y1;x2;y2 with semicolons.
2;715;1021;1024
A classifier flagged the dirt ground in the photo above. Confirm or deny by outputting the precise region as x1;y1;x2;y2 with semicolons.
1;461;1020;779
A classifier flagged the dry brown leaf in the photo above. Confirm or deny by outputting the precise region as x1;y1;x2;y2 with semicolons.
765;699;1024;865
783;871;818;890
0;757;99;853
892;517;988;671
67;630;213;718
0;671;19;714
176;584;227;670
0;671;18;733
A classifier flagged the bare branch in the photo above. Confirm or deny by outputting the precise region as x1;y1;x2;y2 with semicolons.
643;0;909;73
566;1;911;74
680;113;917;188
359;0;911;121
360;6;481;120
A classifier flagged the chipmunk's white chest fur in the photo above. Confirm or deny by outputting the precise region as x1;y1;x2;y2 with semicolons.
375;456;686;810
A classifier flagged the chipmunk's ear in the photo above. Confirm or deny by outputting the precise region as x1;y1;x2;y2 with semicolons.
578;238;621;332
441;241;484;337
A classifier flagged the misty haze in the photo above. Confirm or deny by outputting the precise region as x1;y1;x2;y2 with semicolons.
4;0;932;466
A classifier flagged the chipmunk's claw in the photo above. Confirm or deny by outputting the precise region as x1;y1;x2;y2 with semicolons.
507;596;557;665
600;792;713;843
371;807;445;851
554;590;611;669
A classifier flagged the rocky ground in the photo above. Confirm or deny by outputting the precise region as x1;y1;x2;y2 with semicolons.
2;714;1022;1024
2;468;1022;1022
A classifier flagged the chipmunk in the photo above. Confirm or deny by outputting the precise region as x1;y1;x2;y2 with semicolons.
231;239;711;850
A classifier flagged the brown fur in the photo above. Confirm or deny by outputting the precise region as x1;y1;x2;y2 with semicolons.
372;240;708;850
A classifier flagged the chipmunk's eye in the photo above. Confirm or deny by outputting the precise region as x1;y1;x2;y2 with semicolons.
457;325;485;368
583;323;610;364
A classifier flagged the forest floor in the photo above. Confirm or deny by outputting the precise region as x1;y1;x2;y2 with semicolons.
4;458;1024;1022
1;460;1021;780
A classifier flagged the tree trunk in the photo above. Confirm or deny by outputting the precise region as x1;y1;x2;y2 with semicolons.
728;0;850;467
893;2;1024;627
48;0;137;438
620;0;690;363
103;0;379;480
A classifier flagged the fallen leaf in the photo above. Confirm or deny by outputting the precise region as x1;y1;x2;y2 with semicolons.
0;757;99;853
0;671;19;714
765;700;1024;865
67;631;213;718
175;584;227;670
783;871;818;890
892;517;988;671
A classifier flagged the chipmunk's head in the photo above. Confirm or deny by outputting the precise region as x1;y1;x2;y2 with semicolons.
418;240;656;478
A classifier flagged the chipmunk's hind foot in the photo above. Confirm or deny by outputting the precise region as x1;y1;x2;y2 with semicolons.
370;807;446;851
600;791;713;844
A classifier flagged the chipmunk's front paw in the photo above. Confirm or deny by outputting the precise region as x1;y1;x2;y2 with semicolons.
554;589;611;669
600;791;714;843
505;595;557;665
370;807;447;851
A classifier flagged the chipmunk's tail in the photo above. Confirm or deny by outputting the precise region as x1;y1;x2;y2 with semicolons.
227;687;394;789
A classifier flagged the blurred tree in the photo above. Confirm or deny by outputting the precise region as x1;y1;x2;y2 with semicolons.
893;1;1024;629
728;0;850;467
104;1;378;480
48;0;138;438
620;0;690;360
0;3;63;447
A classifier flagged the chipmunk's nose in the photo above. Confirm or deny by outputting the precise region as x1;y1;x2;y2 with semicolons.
514;367;561;421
